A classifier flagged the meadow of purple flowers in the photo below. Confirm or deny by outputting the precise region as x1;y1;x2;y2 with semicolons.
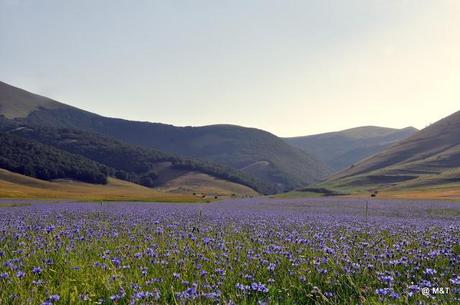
0;198;459;304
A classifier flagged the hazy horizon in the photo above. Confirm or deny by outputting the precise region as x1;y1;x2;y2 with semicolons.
1;0;459;137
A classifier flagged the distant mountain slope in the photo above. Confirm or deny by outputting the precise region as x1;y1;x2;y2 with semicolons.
0;119;272;194
326;110;460;191
0;81;328;191
285;126;418;172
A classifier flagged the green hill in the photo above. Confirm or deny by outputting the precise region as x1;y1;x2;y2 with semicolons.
0;81;328;191
0;132;108;184
0;118;273;194
285;126;418;172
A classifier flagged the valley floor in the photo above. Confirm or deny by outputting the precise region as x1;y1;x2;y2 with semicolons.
276;185;460;201
351;186;460;201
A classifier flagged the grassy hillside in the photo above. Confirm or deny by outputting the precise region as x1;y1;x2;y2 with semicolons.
0;81;67;118
0;122;270;194
322;110;460;192
0;82;329;191
285;126;417;172
0;168;204;202
158;172;258;196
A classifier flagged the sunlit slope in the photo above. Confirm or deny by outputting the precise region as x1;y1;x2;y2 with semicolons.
0;81;68;119
0;169;252;201
158;172;258;196
0;169;193;201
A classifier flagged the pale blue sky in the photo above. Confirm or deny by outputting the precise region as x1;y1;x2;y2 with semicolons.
1;0;459;136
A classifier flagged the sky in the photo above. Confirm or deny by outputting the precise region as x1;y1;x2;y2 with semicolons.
1;0;459;137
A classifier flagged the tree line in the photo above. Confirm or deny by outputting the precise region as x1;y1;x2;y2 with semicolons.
0;133;107;184
1;124;275;194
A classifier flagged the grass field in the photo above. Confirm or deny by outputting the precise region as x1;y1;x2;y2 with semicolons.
276;184;460;201
368;186;460;201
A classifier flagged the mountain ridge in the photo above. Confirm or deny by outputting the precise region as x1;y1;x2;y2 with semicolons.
0;117;274;194
284;126;418;172
0;81;329;192
325;110;460;191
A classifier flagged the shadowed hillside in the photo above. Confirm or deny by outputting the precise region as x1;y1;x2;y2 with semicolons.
285;126;418;172
324;110;460;191
0;81;329;191
0;118;272;194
